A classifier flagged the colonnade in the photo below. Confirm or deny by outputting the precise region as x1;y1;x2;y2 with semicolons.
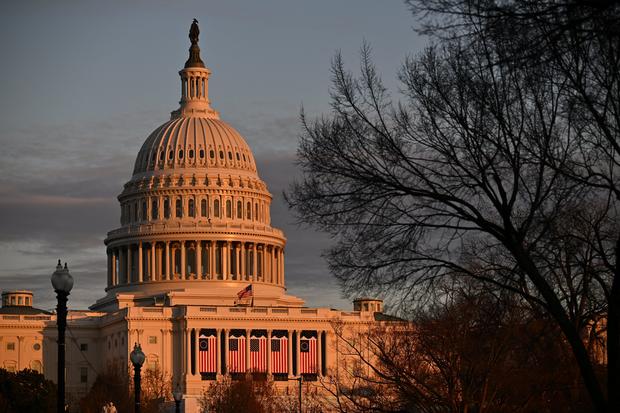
183;328;327;378
107;241;284;287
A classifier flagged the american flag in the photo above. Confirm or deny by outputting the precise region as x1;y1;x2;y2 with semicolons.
199;334;217;373
237;284;253;299
249;335;267;372
270;335;288;374
228;335;246;373
299;336;317;374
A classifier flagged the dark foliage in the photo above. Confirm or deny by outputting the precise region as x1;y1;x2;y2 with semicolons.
0;368;56;413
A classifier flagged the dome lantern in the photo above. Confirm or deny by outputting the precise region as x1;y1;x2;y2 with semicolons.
172;19;218;120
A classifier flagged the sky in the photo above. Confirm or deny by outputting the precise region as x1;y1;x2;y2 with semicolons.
0;0;425;311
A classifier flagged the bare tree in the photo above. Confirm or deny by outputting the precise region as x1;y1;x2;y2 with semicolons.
323;287;590;413
287;21;613;410
404;2;620;410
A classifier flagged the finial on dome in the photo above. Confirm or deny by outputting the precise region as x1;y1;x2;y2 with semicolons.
185;19;205;68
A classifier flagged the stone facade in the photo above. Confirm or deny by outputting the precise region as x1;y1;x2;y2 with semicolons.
0;22;389;412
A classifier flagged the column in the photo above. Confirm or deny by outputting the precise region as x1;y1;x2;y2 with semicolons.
196;241;202;279
181;241;186;279
209;241;215;279
224;329;230;374
151;243;156;281
267;330;272;375
165;241;171;280
222;242;228;280
317;331;322;376
280;248;285;285
127;244;132;283
107;251;112;287
240;243;246;280
252;244;257;282
295;330;301;376
261;245;266;281
185;328;191;375
216;328;222;375
227;241;232;280
235;243;240;281
138;241;143;282
194;329;199;376
245;329;251;372
112;249;117;285
287;330;293;377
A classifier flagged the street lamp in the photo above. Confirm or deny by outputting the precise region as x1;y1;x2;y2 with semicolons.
173;386;183;413
130;343;145;413
51;260;73;413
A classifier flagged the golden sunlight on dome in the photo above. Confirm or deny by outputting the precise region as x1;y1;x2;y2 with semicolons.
93;19;299;311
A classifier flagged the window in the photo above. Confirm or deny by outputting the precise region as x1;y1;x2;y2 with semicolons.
255;204;259;221
164;198;170;218
80;367;88;383
25;297;30;306
219;150;224;159
237;201;242;219
199;149;205;159
18;297;22;305
33;343;41;351
169;150;174;160
152;199;158;219
159;151;164;161
226;200;232;218
176;199;183;218
133;203;137;222
228;151;232;160
210;149;215;159
142;201;147;221
189;149;194;158
247;202;252;219
236;153;240;161
214;199;220;218
178;149;184;159
201;199;207;217
80;343;88;352
188;199;195;217
148;336;158;344
7;343;15;351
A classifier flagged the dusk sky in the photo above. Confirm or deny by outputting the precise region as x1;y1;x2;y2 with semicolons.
0;1;425;311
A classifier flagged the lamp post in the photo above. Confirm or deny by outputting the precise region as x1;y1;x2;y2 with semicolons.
173;386;183;413
130;343;145;413
51;260;73;413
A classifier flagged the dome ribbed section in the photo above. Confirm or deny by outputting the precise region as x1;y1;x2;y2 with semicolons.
132;117;257;176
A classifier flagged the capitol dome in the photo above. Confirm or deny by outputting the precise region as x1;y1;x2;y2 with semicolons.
93;20;301;311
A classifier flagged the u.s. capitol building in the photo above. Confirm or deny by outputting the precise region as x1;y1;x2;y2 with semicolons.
0;21;391;412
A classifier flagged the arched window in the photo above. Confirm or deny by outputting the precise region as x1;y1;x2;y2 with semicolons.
214;199;220;218
152;199;158;220
164;198;170;218
237;201;242;219
246;201;251;219
133;203;138;222
188;199;195;217
175;199;182;218
141;201;147;221
201;199;207;217
226;200;232;218
255;204;259;221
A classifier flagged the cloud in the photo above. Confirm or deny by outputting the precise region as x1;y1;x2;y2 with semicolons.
0;111;351;312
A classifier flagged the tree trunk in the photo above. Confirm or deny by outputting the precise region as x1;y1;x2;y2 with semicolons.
607;237;620;412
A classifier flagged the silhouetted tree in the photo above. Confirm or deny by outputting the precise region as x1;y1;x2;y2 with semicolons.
0;368;56;413
323;287;592;413
405;2;620;410
79;364;171;413
287;11;614;409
